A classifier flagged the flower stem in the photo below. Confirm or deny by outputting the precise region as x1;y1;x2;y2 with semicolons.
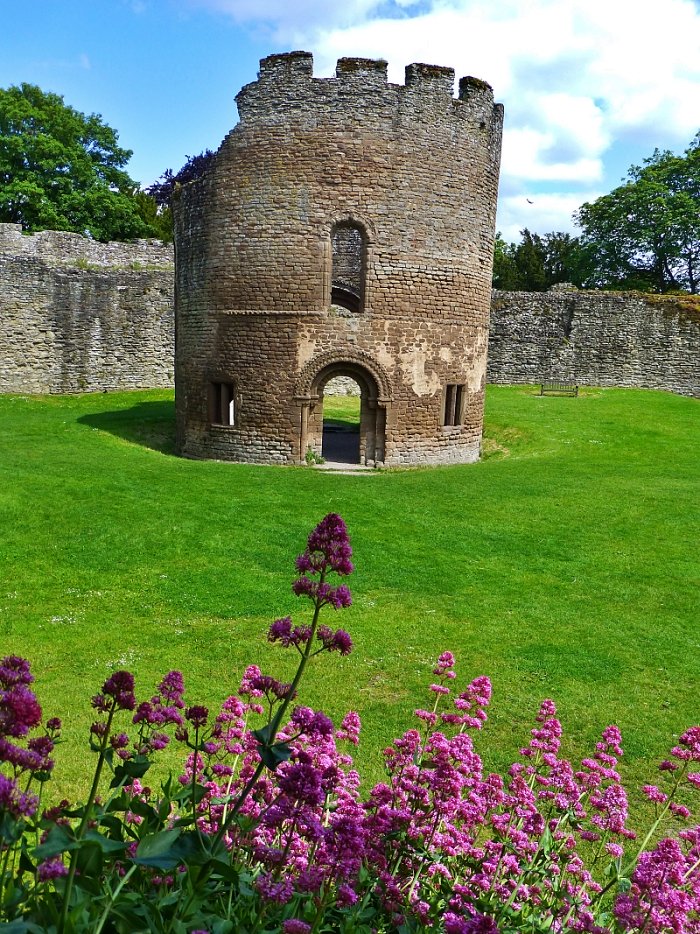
58;703;116;934
213;576;327;848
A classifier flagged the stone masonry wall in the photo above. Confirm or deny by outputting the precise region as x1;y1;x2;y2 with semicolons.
488;288;700;398
1;225;698;404
0;223;174;394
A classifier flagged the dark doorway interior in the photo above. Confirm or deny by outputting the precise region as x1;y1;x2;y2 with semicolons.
321;383;360;463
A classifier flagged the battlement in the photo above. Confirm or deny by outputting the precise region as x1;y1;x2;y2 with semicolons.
236;50;500;126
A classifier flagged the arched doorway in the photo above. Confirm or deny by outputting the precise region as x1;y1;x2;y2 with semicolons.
296;356;389;467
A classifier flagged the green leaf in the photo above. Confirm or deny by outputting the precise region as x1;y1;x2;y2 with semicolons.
0;920;46;933
110;754;152;788
133;828;183;870
211;921;235;934
32;824;77;859
258;740;292;772
252;724;274;745
83;829;128;854
238;870;255;897
0;812;25;846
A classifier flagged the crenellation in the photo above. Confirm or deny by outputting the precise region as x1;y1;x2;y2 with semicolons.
257;51;313;82
404;62;455;96
336;57;388;85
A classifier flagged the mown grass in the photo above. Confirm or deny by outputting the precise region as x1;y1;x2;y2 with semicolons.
323;394;361;429
1;386;698;812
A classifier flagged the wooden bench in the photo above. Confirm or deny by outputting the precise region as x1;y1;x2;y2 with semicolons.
540;381;579;397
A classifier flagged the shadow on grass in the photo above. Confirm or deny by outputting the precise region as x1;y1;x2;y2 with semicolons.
78;400;176;455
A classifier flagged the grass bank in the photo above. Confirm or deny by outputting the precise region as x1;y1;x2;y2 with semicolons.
1;386;698;805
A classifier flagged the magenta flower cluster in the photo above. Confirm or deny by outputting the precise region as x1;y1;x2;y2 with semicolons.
291;512;353;611
126;647;700;933
4;515;700;934
0;655;61;820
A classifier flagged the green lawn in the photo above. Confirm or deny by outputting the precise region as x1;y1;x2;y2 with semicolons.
1;386;698;811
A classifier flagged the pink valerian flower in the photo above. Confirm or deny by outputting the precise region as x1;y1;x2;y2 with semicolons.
606;841;624;858
444;912;499;934
0;683;43;738
92;671;136;712
0;773;39;818
296;513;353;577
289;707;334;738
433;651;456;679
276;761;325;807
132;671;185;746
590;782;634;838
185;705;209;729
613;836;696;932
291;578;352;609
671;726;700;762
282;921;312;934
268;617;312;650
37;856;69;881
0;656;34;689
520;699;562;760
336;711;361;746
208;695;250;757
670;802;691;819
292;514;353;607
316;625;353;655
430;684;451;696
642;784;668;804
243;672;296;704
449;676;492;731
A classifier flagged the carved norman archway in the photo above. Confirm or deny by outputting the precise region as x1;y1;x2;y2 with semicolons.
295;351;391;466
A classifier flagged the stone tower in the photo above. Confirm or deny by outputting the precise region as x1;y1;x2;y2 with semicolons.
173;51;503;466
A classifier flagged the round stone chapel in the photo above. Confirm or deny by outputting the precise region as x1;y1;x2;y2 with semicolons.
173;51;503;466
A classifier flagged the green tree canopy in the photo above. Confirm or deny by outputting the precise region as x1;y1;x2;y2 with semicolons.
493;229;591;291
0;83;159;242
575;133;700;294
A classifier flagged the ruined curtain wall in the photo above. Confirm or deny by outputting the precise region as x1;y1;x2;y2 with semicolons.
0;223;174;394
1;226;698;400
487;289;700;398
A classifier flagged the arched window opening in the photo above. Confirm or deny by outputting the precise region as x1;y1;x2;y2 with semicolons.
331;222;366;313
321;376;361;463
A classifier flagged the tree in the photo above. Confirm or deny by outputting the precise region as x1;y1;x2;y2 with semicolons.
144;150;215;242
575;133;700;293
0;83;158;242
146;150;215;208
492;229;591;291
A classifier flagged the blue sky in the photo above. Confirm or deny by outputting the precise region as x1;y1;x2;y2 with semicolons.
3;0;699;240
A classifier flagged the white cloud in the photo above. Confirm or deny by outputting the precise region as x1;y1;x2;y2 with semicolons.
497;191;600;242
183;0;700;236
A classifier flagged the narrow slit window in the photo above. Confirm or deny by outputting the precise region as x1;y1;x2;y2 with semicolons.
443;384;466;427
210;382;235;426
330;222;366;313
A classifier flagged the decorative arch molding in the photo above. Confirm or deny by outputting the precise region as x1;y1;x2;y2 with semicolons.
294;349;392;402
294;350;391;466
321;212;377;244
